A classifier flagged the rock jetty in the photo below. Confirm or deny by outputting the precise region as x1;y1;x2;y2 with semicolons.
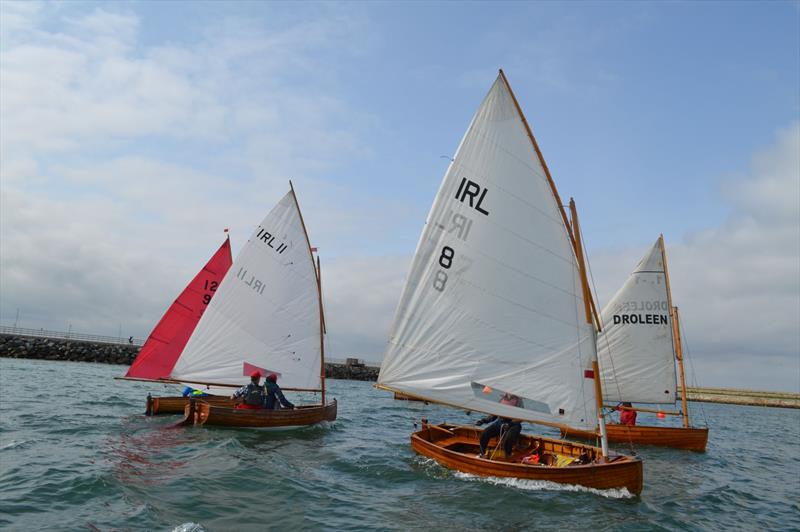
0;333;379;381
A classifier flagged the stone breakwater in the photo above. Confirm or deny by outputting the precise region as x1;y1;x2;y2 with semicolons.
0;333;138;365
0;333;380;381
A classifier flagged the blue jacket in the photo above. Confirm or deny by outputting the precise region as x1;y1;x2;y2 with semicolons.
264;381;294;409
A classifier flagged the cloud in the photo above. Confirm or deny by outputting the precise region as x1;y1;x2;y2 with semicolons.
322;255;410;361
587;123;800;392
0;5;376;336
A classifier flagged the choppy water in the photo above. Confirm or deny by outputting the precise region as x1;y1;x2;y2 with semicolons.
1;358;798;531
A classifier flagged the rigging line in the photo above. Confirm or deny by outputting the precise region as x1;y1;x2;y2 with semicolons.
490;424;509;460
678;312;708;426
576;221;635;454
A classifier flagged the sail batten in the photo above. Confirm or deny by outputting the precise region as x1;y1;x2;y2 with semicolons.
598;237;679;404
171;191;322;390
379;73;598;430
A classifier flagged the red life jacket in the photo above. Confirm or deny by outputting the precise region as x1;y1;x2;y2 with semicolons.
620;409;637;426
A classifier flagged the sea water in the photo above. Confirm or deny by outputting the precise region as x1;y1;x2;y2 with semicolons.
1;358;798;531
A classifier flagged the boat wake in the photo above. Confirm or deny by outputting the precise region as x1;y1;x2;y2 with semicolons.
454;472;634;499
171;523;205;532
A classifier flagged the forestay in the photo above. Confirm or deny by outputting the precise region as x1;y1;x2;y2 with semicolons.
378;74;598;431
171;190;322;391
598;237;678;404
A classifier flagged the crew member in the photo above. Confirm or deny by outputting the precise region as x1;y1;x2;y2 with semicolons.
264;373;294;410
232;371;266;409
476;392;523;459
182;386;208;398
616;402;637;426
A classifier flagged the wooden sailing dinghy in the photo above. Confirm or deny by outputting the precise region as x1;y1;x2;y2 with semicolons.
377;70;643;495
175;183;336;429
561;236;709;451
118;237;233;415
413;423;642;494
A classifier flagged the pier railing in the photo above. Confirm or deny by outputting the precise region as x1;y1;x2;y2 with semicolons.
0;326;144;346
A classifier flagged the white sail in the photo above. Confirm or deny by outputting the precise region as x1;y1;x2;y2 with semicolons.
598;237;678;404
378;74;599;430
171;190;322;390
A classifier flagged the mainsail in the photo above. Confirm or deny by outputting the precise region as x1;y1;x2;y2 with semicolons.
125;238;233;380
598;236;678;404
171;189;323;390
378;72;599;431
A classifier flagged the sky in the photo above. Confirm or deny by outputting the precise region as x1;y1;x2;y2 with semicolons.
1;1;798;392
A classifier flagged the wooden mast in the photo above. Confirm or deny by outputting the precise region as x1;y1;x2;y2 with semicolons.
317;255;326;407
569;198;608;459
660;234;690;428
498;69;601;328
289;180;325;399
673;307;690;428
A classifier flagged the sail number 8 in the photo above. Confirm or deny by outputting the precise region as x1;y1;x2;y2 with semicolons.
433;246;455;292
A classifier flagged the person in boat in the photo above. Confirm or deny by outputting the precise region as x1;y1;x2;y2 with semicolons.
231;371;267;409
181;386;208;398
614;402;637;426
264;373;294;410
475;392;523;459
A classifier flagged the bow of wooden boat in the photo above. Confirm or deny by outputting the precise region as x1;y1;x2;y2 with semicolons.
172;398;199;427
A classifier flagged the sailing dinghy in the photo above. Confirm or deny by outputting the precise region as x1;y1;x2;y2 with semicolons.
377;70;643;495
118;237;234;415
561;236;709;451
175;183;336;429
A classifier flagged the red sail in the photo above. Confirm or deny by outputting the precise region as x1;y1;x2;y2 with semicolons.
126;238;233;380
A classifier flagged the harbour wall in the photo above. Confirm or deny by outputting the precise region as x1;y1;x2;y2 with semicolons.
680;386;800;409
2;333;797;406
0;333;380;381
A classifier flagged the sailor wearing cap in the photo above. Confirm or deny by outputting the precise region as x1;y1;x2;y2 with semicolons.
231;370;267;409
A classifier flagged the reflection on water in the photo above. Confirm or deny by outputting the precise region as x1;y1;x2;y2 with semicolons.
105;416;196;486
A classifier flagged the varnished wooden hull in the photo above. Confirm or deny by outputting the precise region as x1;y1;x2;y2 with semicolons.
561;423;709;452
412;423;643;496
179;398;337;429
145;395;235;416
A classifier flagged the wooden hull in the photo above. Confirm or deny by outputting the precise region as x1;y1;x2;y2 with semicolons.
145;395;235;416
561;423;709;452
412;423;643;496
179;398;337;429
